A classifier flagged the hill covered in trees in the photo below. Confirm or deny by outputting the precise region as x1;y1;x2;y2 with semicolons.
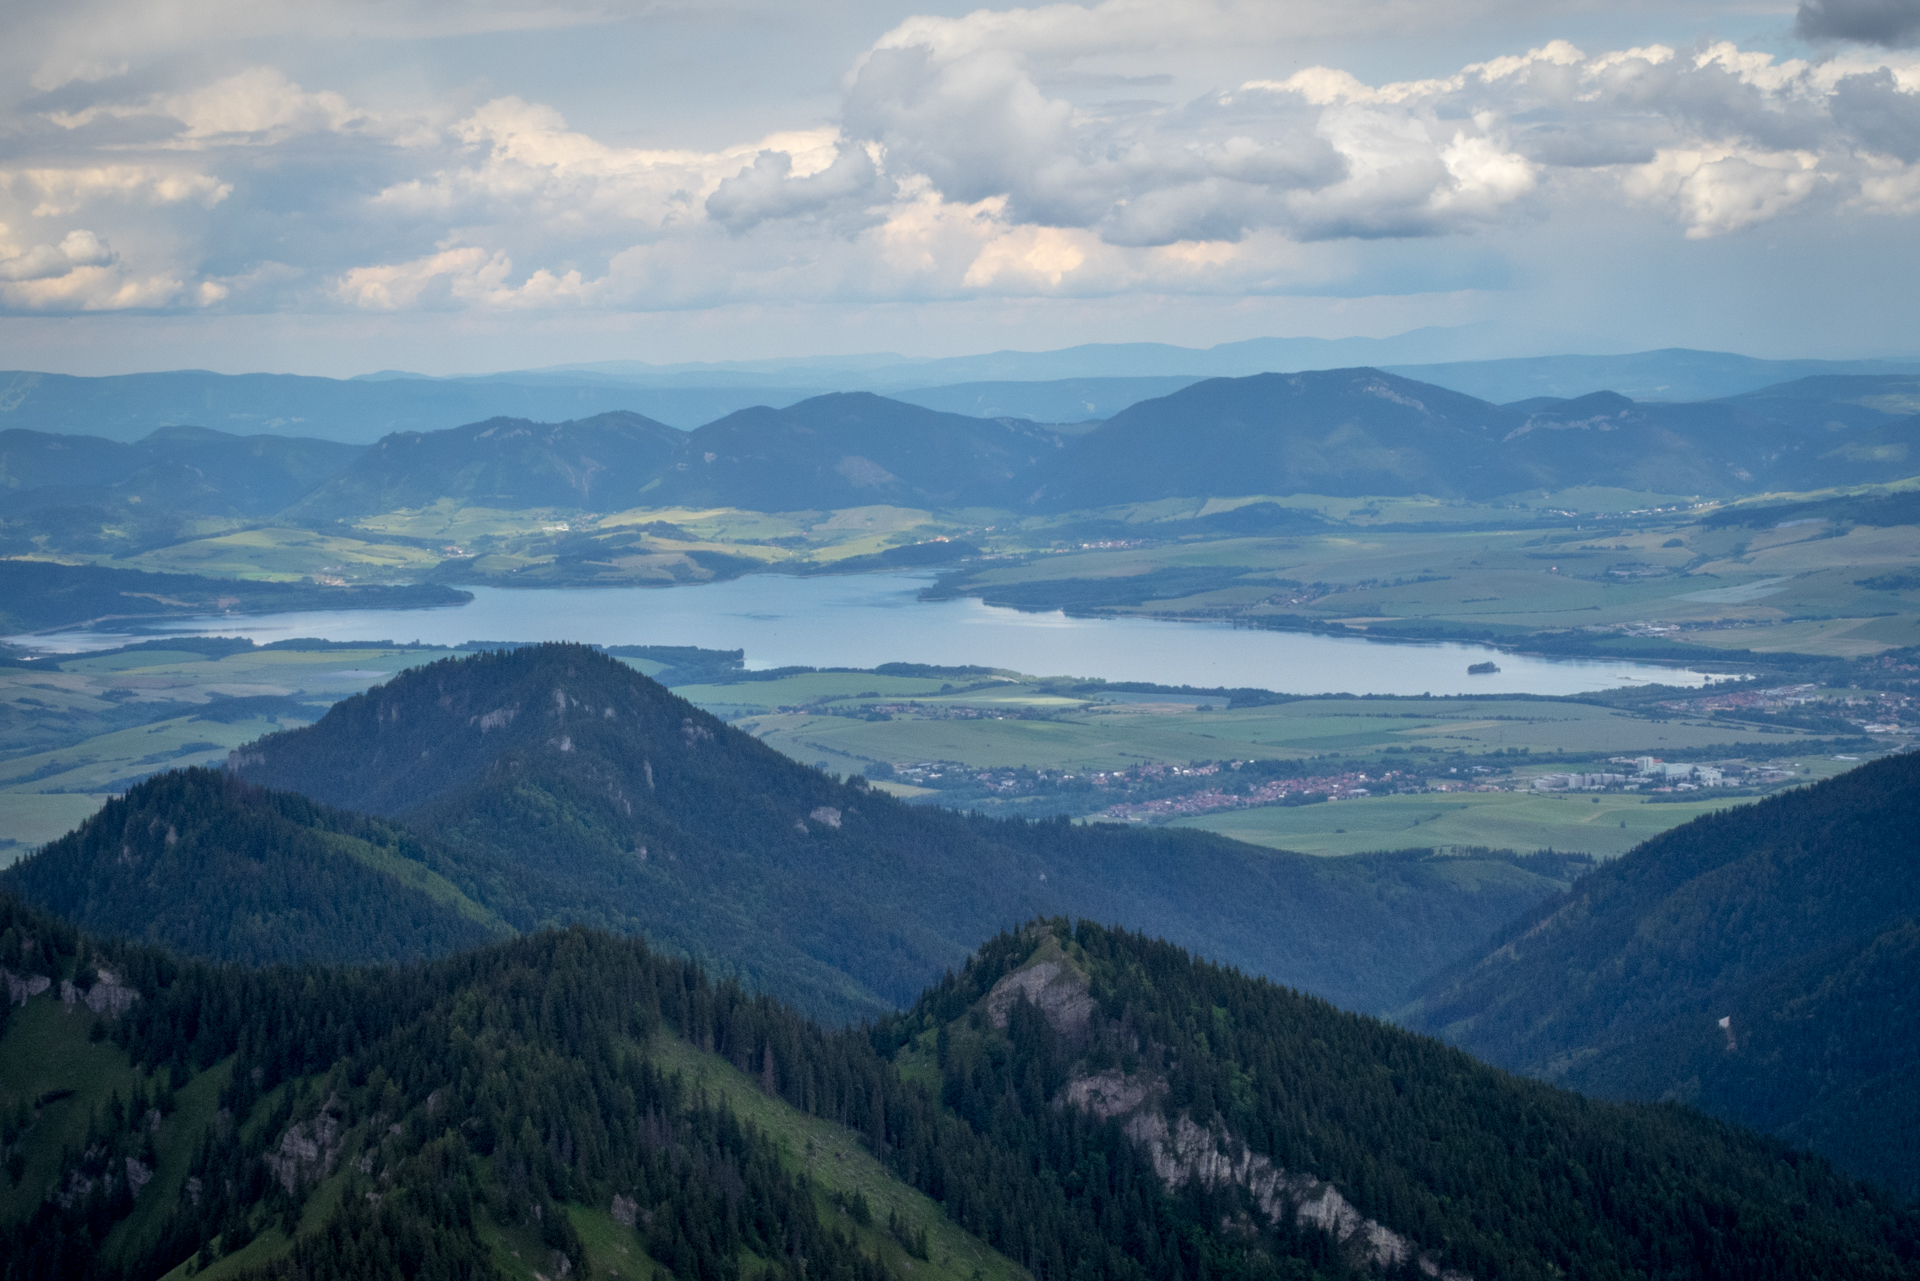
2;769;507;966
218;643;1571;1021
3;896;1915;1281
1405;750;1920;1196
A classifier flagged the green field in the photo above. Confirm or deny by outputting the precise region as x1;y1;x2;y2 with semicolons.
0;644;453;858
728;688;1827;774
1174;790;1765;859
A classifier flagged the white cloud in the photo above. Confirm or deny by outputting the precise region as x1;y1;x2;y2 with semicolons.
2;167;232;217
1623;146;1826;237
5;5;1920;322
0;228;115;282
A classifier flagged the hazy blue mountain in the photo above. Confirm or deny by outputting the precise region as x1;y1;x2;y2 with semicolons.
0;424;362;516
528;328;1491;388
1719;373;1920;426
660;392;1067;510
230;643;1571;1022
1026;371;1920;509
1385;348;1920;404
1405;750;1920;1196
0;368;813;442
1027;369;1538;507
285;410;686;520
889;376;1202;422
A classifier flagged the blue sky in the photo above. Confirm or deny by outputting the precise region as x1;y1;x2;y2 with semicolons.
3;0;1918;376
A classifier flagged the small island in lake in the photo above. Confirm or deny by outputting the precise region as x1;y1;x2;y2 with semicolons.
1467;661;1500;674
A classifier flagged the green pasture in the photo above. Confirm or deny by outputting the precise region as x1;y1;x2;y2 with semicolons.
648;1035;1028;1281
127;526;441;583
1173;790;1762;859
731;690;1822;775
0;645;450;856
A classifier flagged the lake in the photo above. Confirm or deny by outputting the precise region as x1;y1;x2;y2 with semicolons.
15;573;1714;695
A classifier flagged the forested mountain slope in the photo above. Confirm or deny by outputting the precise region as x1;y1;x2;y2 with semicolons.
0;894;1003;1281
1026;369;1920;510
2;769;506;966
0;426;363;518
1026;369;1535;507
228;643;1570;1022
659;392;1066;510
284;411;686;520
5;897;1914;1281
1405;750;1920;1196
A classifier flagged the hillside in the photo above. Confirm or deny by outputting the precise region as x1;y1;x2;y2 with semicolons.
284;411;686;521
1405;750;1920;1196
1027;369;1536;508
1026;369;1920;510
660;393;1065;510
874;920;1920;1279
0;560;471;634
0;895;1022;1281
4;896;1916;1281
229;643;1571;1021
0;426;362;518
2;768;506;966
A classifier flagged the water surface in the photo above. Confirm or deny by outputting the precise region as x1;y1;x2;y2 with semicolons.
15;573;1711;696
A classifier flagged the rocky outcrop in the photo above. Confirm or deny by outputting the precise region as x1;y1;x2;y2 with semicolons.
59;966;139;1017
985;958;1095;1036
1124;1111;1467;1280
265;1094;346;1193
987;944;1466;1279
3;967;52;1006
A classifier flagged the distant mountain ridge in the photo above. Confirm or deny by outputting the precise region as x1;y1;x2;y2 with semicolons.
1024;368;1920;508
1405;750;1920;1197
6;370;1919;531
10;343;1920;444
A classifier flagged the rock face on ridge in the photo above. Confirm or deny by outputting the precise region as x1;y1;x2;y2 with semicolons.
973;933;1466;1279
881;920;1915;1281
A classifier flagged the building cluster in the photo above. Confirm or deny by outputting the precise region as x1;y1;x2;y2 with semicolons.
1099;769;1396;821
1653;684;1913;735
1530;756;1801;792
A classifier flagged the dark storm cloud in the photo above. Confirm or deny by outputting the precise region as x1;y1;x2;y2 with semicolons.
1796;0;1920;47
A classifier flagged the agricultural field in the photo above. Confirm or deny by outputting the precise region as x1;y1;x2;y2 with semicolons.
1171;778;1853;860
0;643;458;861
927;503;1920;656
716;680;1834;774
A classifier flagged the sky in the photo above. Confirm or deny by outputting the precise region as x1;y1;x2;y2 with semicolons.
3;0;1919;377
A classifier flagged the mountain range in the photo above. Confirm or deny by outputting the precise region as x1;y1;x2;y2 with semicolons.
13;369;1915;536
8;343;1920;443
0;644;1573;1021
4;893;1917;1281
3;641;1919;1278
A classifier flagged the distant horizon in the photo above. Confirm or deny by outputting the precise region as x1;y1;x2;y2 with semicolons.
10;332;1920;386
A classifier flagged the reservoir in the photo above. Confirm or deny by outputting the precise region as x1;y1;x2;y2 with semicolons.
15;572;1712;696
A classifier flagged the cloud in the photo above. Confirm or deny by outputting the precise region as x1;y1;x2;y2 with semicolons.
1796;0;1920;48
7;6;1920;322
0;228;115;281
2;166;232;217
0;225;201;310
705;144;895;233
46;67;395;147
